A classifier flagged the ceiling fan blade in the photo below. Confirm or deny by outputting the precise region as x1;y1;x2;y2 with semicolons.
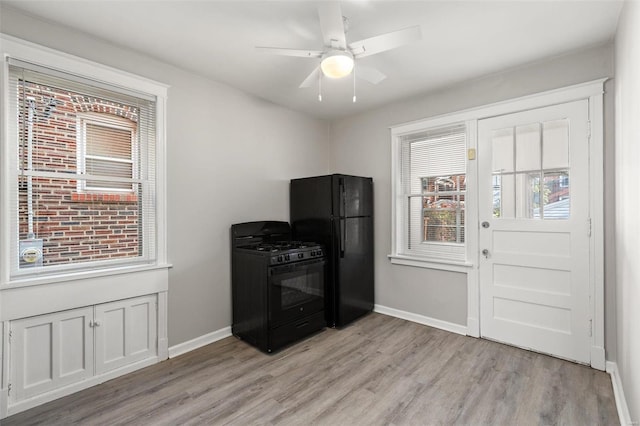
256;47;323;58
299;67;321;88
349;25;422;59
317;3;347;50
356;65;387;85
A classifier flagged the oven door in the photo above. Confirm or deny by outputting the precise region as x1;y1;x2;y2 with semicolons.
269;258;325;327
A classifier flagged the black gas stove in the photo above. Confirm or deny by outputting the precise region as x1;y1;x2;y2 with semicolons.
231;221;326;353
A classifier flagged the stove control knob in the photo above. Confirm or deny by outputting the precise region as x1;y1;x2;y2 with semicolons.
310;251;316;257
284;254;290;261
277;256;283;263
317;249;322;256
298;253;304;259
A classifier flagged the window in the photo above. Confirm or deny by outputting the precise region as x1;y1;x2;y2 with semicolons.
393;123;467;263
4;56;164;279
421;174;465;243
77;114;137;193
491;119;570;220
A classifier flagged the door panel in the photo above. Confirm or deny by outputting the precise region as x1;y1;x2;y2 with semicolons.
95;295;157;375
479;100;590;364
11;307;94;402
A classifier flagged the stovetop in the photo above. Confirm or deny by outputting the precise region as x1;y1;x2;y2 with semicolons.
242;241;316;252
237;240;324;265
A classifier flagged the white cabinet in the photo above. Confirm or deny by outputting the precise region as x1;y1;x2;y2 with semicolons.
11;308;94;402
95;295;157;375
8;295;158;410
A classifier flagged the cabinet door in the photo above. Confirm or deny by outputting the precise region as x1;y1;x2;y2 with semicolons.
94;295;157;375
10;308;94;402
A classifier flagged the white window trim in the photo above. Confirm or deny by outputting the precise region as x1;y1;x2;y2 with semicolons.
390;119;477;270
0;34;170;287
76;112;138;193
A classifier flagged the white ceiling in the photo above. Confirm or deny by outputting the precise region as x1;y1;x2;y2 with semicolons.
2;1;623;119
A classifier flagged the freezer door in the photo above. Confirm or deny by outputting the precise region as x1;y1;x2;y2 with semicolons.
333;216;374;327
291;175;333;221
332;175;373;218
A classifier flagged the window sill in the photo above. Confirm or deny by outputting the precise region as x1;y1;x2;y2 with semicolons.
2;262;173;290
388;254;473;273
71;192;137;203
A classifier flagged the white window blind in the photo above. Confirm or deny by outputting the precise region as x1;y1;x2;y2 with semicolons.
399;123;467;261
7;59;158;278
79;116;137;192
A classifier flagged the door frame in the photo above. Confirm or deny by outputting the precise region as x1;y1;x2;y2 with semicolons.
463;80;606;370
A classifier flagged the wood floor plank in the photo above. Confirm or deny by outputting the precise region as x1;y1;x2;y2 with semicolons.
3;313;619;426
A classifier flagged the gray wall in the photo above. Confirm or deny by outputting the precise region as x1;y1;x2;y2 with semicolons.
328;44;616;353
615;1;640;421
0;6;621;375
0;6;329;346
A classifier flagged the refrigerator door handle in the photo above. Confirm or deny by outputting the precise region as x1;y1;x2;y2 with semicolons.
340;218;346;258
339;178;346;258
339;179;346;218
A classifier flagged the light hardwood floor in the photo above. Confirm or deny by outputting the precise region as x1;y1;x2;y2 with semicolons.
4;313;619;425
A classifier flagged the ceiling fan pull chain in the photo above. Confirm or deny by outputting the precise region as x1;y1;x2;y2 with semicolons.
352;64;357;103
318;70;323;102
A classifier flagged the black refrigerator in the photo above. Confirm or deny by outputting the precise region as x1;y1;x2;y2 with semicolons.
290;174;374;327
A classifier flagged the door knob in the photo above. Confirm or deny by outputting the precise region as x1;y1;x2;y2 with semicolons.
482;249;490;258
482;221;490;228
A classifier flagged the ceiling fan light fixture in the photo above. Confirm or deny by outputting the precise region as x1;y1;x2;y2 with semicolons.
320;51;354;79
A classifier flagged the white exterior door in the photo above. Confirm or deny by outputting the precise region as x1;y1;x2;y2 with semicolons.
478;100;591;363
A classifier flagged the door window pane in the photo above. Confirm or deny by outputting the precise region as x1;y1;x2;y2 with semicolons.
516;173;540;219
492;128;514;173
493;173;515;219
515;123;541;172
543;119;570;169
542;171;570;219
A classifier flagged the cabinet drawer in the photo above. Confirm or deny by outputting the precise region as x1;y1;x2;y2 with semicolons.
269;311;325;352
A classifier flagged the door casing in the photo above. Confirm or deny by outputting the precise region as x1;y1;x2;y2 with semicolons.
466;80;607;369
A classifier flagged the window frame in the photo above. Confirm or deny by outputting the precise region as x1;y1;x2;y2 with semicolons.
390;117;477;272
76;113;138;193
0;34;169;287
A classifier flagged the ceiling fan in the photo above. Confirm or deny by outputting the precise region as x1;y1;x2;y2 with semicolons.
256;3;422;101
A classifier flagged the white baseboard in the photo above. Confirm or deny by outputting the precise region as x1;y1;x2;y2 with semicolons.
606;361;633;425
374;304;467;336
590;345;606;371
168;326;232;358
6;356;159;418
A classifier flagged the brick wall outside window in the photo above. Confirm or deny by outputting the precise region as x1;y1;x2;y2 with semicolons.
18;82;141;266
